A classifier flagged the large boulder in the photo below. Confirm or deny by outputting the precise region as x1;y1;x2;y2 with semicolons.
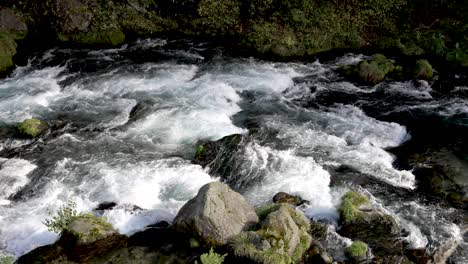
173;182;259;246
338;191;403;257
231;204;312;264
0;8;27;73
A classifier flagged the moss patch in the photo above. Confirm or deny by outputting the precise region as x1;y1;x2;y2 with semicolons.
339;191;369;223
18;118;48;138
345;241;368;260
414;59;433;80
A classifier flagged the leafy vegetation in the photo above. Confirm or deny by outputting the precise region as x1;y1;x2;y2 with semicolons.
43;200;79;233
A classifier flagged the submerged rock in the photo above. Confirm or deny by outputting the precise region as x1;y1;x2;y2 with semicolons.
231;204;312;264
173;182;259;246
338;191;402;257
17;118;48;138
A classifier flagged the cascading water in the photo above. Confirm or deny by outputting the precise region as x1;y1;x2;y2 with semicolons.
0;39;466;263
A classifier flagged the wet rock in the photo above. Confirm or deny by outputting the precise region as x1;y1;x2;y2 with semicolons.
406;248;431;264
303;240;333;264
147;220;170;229
230;204;312;264
413;59;433;80
272;191;307;206
173;182;259;246
193;133;244;168
94;201;117;211
338;191;403;257
405;147;468;210
17;118;48;138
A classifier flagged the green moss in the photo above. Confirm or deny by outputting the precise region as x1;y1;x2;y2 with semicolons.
339;191;369;223
195;145;206;158
447;49;468;67
414;59;433;80
345;241;368;260
18;118;48;138
196;248;226;264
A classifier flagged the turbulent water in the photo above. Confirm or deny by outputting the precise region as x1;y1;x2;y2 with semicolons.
0;39;466;262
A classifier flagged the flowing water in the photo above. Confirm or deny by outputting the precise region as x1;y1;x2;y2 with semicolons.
0;39;466;262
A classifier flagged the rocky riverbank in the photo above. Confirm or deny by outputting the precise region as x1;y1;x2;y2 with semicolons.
0;0;467;76
18;181;447;264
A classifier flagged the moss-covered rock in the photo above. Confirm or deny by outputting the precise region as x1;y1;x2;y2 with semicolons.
18;118;48;138
231;204;311;264
342;54;395;84
414;59;433;80
345;241;368;262
65;214;116;244
338;191;402;257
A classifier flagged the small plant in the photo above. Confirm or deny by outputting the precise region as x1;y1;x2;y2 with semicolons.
43;200;79;233
345;241;368;260
196;248;227;264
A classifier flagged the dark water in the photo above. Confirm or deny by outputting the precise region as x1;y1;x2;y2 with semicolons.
0;39;466;262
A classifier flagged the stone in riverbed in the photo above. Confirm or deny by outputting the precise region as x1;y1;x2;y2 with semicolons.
18;118;48;138
273;191;307;206
231;203;312;264
173;182;259;246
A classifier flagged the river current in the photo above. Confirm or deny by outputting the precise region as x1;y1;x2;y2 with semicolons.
0;39;466;262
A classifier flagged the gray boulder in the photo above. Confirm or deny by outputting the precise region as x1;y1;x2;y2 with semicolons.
173;182;259;245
